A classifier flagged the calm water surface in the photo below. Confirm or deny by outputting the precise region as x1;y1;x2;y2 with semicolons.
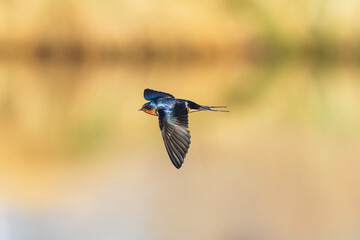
0;60;359;240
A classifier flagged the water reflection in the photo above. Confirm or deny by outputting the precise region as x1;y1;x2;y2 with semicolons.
0;60;359;240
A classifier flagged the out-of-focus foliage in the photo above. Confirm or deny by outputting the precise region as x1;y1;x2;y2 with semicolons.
1;0;360;61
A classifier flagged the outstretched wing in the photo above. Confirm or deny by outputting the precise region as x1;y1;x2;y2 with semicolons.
158;103;191;169
144;89;174;101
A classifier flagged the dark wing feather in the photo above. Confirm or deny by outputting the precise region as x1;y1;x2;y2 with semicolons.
144;89;174;101
158;103;191;169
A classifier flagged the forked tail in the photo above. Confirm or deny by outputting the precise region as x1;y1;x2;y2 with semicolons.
200;105;229;112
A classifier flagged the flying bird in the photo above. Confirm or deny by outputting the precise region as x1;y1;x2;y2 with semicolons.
139;88;228;169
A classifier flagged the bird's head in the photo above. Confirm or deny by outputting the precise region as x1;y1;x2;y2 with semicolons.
139;102;157;116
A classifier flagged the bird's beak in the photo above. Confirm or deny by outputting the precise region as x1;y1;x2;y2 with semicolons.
138;107;143;111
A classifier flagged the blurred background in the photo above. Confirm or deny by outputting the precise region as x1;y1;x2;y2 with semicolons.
0;0;360;239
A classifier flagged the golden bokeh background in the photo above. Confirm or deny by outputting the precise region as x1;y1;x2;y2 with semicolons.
0;1;359;239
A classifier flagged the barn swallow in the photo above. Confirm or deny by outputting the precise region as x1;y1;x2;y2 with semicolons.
140;88;228;169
